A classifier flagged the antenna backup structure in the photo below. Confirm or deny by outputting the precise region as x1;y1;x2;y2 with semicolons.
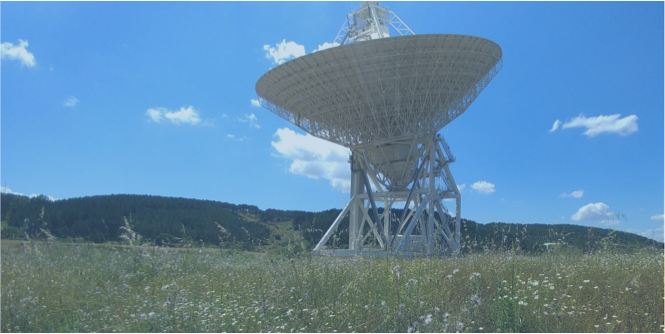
256;2;502;256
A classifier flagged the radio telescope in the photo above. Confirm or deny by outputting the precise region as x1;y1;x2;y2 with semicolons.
256;1;502;256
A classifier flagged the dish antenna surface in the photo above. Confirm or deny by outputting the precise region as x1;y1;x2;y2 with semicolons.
256;1;502;256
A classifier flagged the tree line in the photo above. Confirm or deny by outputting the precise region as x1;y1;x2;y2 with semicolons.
1;193;661;253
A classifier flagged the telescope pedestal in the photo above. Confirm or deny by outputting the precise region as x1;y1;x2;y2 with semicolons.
313;134;461;256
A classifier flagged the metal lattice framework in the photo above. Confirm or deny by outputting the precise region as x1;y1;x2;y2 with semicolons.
256;1;502;256
334;1;415;45
257;34;503;147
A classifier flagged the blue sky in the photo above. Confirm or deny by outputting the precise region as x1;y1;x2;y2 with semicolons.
2;2;663;241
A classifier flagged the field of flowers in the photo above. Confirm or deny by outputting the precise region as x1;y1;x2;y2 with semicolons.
1;240;663;333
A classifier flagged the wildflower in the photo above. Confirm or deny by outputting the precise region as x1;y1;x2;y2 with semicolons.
456;322;464;330
594;324;599;328
530;280;539;286
140;313;147;320
407;326;413;333
180;289;186;295
424;314;432;325
453;269;459;274
144;286;151;292
583;280;590;283
579;286;583;289
534;295;539;300
148;312;155;318
446;275;453;280
364;305;369;310
543;311;548;315
398;311;404;318
203;307;209;313
434;306;440;313
568;311;574;316
594;286;598;289
290;287;295;292
399;303;405;309
471;294;482;306
161;284;170;291
550;286;555;290
381;300;386;306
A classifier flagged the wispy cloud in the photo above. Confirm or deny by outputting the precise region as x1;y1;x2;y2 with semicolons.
238;113;260;128
471;181;495;194
625;226;664;242
272;127;351;192
548;119;561;133
559;189;584;198
650;214;664;221
1;187;57;201
263;40;306;65
312;42;340;53
556;113;638;137
1;39;36;67
63;96;80;107
146;106;201;125
571;202;613;221
250;99;261;107
457;183;466;192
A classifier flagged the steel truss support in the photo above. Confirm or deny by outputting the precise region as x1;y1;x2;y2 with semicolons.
313;134;461;256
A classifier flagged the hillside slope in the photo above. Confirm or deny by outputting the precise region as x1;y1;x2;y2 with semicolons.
2;193;661;253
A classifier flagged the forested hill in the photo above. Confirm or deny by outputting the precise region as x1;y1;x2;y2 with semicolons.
1;193;662;252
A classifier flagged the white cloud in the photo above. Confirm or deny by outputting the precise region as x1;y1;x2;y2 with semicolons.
571;202;614;221
561;113;638;137
457;183;466;192
312;42;340;53
1;39;36;67
63;96;80;107
1;187;57;201
250;99;261;107
650;214;664;221
471;181;495;194
146;108;164;122
559;189;584;198
146;106;201;125
165;106;201;125
599;219;621;226
272;127;351;192
238;113;260;128
548;119;561;133
263;40;306;65
625;227;665;242
227;134;235;138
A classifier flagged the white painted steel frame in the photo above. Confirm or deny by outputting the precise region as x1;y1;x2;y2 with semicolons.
313;134;461;256
334;1;414;45
256;34;503;147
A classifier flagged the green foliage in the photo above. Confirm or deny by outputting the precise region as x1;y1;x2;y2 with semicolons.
1;241;662;333
2;193;662;254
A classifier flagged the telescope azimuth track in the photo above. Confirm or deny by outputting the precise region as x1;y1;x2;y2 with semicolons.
256;1;502;257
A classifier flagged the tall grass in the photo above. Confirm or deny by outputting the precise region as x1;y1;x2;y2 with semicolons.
1;239;662;332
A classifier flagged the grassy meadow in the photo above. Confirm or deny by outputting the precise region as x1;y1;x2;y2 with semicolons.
1;239;663;333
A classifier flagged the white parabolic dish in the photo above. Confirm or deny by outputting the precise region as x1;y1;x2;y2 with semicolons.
256;34;503;147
